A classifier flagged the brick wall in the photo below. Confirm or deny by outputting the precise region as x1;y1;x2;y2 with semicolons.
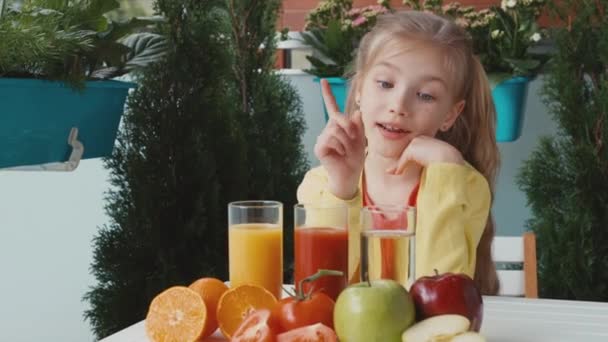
279;0;501;31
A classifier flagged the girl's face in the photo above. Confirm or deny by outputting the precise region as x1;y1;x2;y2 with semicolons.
357;42;465;159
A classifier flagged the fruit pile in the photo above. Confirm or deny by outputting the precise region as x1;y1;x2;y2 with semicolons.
145;271;339;342
145;270;487;342
333;270;486;342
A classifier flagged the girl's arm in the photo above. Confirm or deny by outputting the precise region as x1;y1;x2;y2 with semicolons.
415;162;491;279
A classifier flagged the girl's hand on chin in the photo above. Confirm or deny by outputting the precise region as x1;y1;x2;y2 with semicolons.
386;135;464;175
314;79;366;199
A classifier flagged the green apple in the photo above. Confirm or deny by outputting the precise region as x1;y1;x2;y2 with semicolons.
334;279;415;342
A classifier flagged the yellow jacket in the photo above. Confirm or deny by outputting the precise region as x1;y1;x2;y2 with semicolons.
296;162;491;284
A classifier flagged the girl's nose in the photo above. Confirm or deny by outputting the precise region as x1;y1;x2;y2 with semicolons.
388;91;411;116
389;108;408;116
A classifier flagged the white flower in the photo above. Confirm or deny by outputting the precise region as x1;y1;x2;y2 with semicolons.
501;0;517;9
455;18;469;28
491;29;504;39
530;32;542;42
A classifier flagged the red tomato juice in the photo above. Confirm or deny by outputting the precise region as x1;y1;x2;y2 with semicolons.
294;227;348;300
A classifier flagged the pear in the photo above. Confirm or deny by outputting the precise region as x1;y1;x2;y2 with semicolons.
451;332;487;342
402;315;470;342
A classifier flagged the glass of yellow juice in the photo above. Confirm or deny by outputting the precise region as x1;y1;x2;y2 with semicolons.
228;200;283;298
360;205;416;289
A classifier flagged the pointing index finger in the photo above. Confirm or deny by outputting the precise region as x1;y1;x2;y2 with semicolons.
321;78;341;116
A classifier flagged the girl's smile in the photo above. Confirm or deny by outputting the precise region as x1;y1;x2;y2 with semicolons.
375;121;411;140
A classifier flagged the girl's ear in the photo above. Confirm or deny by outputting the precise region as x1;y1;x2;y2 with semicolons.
440;100;465;132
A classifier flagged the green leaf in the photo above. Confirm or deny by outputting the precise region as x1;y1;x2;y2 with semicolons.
305;55;342;77
519;21;531;33
301;29;330;56
324;19;345;52
29;7;64;18
86;0;120;17
493;6;516;40
90;15;109;32
119;32;168;71
37;0;69;11
306;55;328;67
101;16;165;41
73;0;119;32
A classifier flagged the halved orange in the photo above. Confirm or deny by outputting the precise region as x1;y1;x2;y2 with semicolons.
188;277;229;338
145;286;207;342
216;284;278;338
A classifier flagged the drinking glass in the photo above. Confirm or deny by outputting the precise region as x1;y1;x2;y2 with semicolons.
360;205;416;288
228;200;283;298
294;203;349;300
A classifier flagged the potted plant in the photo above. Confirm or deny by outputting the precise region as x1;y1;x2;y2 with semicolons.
407;0;549;142
300;0;390;120
472;0;548;142
0;0;166;169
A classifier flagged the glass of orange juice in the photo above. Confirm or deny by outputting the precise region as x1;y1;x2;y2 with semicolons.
228;200;283;298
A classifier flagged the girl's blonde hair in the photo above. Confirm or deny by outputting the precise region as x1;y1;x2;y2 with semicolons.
345;11;500;295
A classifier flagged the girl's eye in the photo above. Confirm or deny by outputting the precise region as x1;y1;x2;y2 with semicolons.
417;92;435;102
376;80;393;89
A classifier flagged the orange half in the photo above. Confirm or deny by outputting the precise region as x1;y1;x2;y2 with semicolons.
216;284;278;338
145;286;207;342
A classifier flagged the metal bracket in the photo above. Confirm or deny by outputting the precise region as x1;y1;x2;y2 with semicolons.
4;127;84;172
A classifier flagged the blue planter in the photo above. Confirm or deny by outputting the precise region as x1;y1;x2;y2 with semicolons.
0;78;135;168
492;76;530;142
314;77;349;121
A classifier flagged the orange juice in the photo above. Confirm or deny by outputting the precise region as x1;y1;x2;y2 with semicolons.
229;223;283;298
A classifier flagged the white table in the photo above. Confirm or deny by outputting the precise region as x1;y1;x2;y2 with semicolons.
101;295;608;342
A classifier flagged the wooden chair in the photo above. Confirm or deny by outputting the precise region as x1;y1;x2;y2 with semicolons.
492;232;538;298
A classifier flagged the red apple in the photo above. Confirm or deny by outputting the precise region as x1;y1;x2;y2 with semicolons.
409;270;483;332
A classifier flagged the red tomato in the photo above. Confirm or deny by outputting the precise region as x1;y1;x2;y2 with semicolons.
273;292;335;332
276;323;338;342
231;309;278;342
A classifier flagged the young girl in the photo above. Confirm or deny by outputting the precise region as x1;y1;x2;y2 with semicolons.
297;11;499;295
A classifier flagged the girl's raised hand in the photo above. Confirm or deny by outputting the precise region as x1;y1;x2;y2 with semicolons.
314;79;366;199
386;135;465;175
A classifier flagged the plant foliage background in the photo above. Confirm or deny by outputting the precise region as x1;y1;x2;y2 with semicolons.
517;0;608;301
84;0;308;338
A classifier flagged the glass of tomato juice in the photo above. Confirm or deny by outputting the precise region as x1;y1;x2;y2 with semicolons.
293;203;349;300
